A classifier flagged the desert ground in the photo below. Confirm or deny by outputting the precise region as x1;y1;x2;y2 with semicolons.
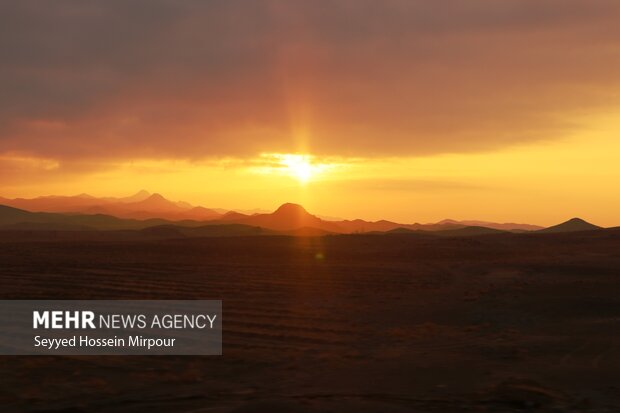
0;230;619;412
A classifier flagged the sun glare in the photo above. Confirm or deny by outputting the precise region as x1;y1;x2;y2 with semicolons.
252;153;333;183
280;154;315;183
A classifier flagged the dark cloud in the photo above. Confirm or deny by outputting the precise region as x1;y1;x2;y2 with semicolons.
1;0;620;161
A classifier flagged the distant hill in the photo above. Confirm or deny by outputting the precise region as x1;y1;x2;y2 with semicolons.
434;226;507;237
538;218;602;233
0;192;222;221
140;224;273;238
0;204;200;231
80;193;222;220
1;202;611;240
0;202;340;234
437;219;543;231
0;222;94;231
0;193;554;235
385;227;425;235
114;189;152;203
227;203;343;232
336;219;465;233
382;226;506;237
127;193;180;211
220;211;250;221
0;204;40;225
0;194;111;213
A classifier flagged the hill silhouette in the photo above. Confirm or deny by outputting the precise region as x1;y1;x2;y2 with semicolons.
131;193;178;210
230;203;342;232
382;226;506;237
0;194;110;212
0;192;222;221
1;192;606;235
0;204;179;231
0;202;614;241
538;218;601;233
119;189;152;203
438;219;543;231
0;204;329;237
140;224;273;238
220;211;249;221
80;193;222;220
434;226;507;237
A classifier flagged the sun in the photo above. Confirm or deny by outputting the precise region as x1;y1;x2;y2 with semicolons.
281;154;315;183
252;153;334;183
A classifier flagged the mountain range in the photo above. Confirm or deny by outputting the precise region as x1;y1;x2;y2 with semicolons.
0;191;220;221
0;191;604;236
0;191;544;230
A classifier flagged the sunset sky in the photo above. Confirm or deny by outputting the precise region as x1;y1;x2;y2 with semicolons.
1;1;620;226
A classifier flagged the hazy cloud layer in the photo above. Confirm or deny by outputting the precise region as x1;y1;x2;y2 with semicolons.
2;0;620;162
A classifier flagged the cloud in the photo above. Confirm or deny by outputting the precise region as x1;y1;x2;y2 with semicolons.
1;0;620;162
329;178;487;192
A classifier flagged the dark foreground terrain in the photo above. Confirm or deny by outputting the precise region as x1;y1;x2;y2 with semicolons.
0;230;619;412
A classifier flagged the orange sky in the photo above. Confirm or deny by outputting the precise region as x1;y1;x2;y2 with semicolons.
1;1;620;226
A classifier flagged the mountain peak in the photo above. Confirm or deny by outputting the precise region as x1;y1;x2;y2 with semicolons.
222;210;248;220
147;193;166;201
273;203;310;215
438;219;459;225
232;202;341;232
134;189;150;197
130;193;180;211
565;217;589;224
539;217;602;233
120;190;152;203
